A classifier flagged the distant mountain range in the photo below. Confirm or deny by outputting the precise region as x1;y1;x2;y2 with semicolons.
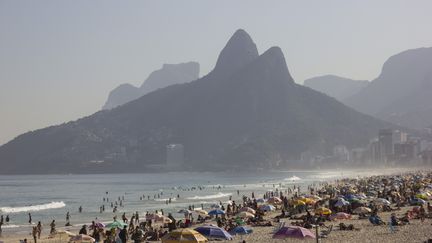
0;29;391;174
344;47;432;129
303;75;368;101
102;62;199;110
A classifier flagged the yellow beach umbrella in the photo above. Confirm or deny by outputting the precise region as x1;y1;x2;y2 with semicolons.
315;207;332;215
292;200;306;206
161;228;208;243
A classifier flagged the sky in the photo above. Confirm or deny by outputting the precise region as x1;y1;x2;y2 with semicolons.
1;0;432;145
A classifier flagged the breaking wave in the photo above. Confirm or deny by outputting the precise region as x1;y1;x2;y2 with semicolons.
284;176;301;181
186;192;232;200
0;201;66;213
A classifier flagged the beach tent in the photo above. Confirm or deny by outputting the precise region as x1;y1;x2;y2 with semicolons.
237;211;255;218
194;225;233;240
105;221;127;229
239;207;256;214
273;226;315;239
208;209;225;216
161;228;208;243
229;226;253;235
353;207;372;214
69;234;95;243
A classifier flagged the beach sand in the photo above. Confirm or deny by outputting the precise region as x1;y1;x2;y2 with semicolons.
2;207;432;243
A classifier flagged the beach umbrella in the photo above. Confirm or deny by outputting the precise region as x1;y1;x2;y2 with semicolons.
292;199;306;206
373;198;391;205
89;222;105;230
178;209;193;214
416;193;428;200
161;228;208;243
256;198;266;203
353;206;372;214
239;207;256;214
330;212;352;220
155;215;173;224
69;234;95;243
268;197;282;205
194;225;233;240
273;226;315;239
315;207;332;215
335;199;350;207
259;204;276;212
237;211;255;218
208;209;225;216
105;221;127;229
410;198;427;205
194;209;208;215
229;226;253;235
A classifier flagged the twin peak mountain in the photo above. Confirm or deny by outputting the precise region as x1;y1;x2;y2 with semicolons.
0;29;389;173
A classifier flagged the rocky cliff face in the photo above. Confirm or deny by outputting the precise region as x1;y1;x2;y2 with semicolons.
102;62;199;110
344;47;432;128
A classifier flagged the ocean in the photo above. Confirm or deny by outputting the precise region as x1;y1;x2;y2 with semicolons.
0;170;354;234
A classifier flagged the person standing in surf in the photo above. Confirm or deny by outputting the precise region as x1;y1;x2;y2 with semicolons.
28;213;32;224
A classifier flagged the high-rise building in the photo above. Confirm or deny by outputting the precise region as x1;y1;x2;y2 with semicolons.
378;129;393;163
166;144;184;169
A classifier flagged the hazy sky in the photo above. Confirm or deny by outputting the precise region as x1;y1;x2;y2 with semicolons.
1;1;432;145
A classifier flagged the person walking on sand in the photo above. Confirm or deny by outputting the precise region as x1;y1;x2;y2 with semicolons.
32;226;38;243
36;221;42;239
420;205;426;222
50;220;56;235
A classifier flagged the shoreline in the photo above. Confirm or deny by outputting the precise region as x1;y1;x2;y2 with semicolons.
1;168;430;242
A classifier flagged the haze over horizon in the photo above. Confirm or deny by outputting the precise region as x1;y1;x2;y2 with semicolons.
1;0;432;145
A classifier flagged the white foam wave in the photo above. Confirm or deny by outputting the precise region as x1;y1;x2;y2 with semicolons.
154;198;177;202
284;176;301;181
186;192;232;200
0;201;66;213
2;224;21;229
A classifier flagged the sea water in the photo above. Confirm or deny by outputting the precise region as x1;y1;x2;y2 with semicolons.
0;170;355;234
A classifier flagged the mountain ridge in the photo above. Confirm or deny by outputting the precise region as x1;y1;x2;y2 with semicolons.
0;30;392;174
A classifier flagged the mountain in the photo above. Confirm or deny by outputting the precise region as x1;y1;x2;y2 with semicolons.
344;47;432;128
102;62;199;110
0;29;391;174
303;75;368;101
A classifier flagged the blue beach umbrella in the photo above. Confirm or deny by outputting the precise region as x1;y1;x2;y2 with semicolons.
208;209;225;216
195;225;233;240
259;204;276;212
230;226;253;235
256;198;266;203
